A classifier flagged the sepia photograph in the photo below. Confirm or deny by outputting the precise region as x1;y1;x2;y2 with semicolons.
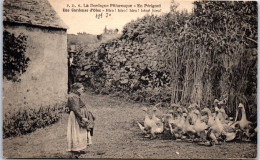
2;0;258;159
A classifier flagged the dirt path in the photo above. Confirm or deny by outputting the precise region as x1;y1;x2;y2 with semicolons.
3;92;257;159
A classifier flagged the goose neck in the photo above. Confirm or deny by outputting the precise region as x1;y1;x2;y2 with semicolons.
241;107;247;121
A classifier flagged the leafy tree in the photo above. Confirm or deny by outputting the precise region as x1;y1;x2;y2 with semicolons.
170;0;179;13
103;26;108;34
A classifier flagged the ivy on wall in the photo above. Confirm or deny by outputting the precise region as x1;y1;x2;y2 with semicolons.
3;30;30;82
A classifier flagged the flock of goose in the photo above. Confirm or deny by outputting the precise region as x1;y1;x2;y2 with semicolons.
136;99;257;146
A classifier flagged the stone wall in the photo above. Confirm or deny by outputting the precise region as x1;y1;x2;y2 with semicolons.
3;24;67;113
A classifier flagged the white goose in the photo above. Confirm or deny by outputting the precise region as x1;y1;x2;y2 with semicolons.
234;103;252;139
136;107;153;136
201;107;215;128
207;107;224;145
150;107;164;139
168;108;183;137
183;114;196;139
193;110;208;138
151;106;161;124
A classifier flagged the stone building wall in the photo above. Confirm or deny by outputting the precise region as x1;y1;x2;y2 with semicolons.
3;24;67;113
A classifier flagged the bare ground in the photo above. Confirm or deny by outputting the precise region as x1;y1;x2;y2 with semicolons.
3;92;257;159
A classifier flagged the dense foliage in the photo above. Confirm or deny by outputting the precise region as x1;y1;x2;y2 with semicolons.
3;30;30;82
71;1;257;119
167;1;257;117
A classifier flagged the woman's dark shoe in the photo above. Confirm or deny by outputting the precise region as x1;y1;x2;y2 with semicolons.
71;151;81;159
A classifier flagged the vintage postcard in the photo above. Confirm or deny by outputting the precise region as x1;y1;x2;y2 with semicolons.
2;0;257;159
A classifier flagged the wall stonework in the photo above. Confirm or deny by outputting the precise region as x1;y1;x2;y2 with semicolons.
3;24;67;112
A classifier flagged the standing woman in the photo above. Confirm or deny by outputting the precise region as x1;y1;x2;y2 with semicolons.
67;83;88;158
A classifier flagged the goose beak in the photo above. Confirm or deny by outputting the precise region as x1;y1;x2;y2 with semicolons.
238;103;244;108
177;108;182;113
193;110;200;115
201;108;207;112
214;99;220;104
218;100;224;105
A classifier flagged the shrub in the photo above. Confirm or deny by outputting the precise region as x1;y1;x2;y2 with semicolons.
3;104;65;138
